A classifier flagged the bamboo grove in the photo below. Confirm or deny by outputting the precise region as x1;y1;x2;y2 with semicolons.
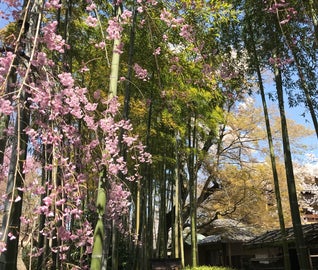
0;0;317;269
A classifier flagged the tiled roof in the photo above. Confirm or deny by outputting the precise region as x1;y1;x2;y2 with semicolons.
246;223;318;247
197;219;256;244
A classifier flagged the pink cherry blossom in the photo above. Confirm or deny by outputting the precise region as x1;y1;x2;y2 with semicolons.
86;2;96;11
44;0;62;9
106;18;123;40
85;15;98;27
0;52;15;85
43;196;53;206
153;47;161;55
133;63;149;81
0;99;14;115
31;52;48;67
114;42;124;54
95;41;106;49
84;102;97;111
42;21;66;52
58;72;74;88
179;24;194;42
121;10;133;22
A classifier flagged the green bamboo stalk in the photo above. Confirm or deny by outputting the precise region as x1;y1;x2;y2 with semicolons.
90;3;123;270
90;173;107;270
246;19;290;269
258;65;291;270
108;5;122;99
188;115;198;267
275;63;312;270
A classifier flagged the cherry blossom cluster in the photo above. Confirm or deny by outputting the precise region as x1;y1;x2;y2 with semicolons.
133;63;149;81
159;8;185;28
44;0;62;10
84;1;133;41
0;52;15;92
179;24;195;42
105;9;134;41
107;182;131;233
42;21;67;52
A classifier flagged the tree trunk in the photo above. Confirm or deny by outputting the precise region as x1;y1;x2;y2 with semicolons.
36;144;53;270
275;64;312;270
247;19;290;269
111;221;118;270
90;2;123;269
174;133;181;259
157;159;167;258
108;3;122;99
123;2;137;121
133;173;141;269
309;0;318;47
90;172;107;270
0;93;29;270
145;91;154;267
179;199;185;268
258;64;291;270
188;114;198;267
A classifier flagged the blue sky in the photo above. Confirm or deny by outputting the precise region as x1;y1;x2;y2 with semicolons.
281;102;318;163
253;86;318;166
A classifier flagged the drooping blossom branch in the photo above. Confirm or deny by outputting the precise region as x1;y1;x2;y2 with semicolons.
0;2;151;268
